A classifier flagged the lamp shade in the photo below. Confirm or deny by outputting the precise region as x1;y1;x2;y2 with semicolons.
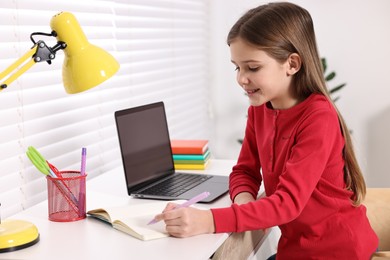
50;12;119;94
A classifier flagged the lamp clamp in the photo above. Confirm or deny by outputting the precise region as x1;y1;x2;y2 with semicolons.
32;40;66;65
33;41;55;64
30;30;67;65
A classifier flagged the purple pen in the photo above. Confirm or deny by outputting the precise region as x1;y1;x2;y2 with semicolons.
147;191;211;225
80;147;87;176
78;147;87;217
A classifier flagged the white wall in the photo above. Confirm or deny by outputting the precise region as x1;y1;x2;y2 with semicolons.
209;0;390;188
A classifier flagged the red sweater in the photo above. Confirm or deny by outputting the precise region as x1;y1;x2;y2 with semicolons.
211;94;378;259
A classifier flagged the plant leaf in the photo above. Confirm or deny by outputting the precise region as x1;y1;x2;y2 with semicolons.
325;71;336;81
329;83;346;94
332;96;340;103
321;58;327;72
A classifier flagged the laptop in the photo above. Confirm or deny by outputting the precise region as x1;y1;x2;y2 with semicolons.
114;101;229;203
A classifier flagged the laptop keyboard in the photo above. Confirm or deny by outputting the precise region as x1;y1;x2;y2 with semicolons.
138;174;212;197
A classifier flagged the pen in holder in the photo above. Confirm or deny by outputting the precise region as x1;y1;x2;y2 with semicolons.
46;171;87;222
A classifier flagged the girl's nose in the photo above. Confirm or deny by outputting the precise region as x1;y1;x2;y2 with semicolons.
237;71;249;87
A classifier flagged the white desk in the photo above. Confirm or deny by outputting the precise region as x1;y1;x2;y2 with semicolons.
1;160;268;260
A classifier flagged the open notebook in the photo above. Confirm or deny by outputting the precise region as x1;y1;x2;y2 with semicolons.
88;200;189;241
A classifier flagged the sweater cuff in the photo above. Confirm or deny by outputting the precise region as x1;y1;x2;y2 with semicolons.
230;185;258;202
211;206;237;233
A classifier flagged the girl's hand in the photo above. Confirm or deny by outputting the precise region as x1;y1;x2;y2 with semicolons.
153;203;215;238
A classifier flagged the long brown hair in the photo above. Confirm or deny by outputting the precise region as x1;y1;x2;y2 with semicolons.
227;2;366;205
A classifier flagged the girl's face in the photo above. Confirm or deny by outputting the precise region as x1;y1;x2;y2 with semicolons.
230;37;299;109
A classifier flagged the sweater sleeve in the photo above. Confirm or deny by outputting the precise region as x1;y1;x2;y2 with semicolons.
212;106;344;232
229;106;262;201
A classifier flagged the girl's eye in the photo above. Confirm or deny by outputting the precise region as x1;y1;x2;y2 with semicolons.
233;66;259;72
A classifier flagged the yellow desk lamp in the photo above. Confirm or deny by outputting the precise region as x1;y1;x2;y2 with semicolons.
0;11;119;93
0;12;119;253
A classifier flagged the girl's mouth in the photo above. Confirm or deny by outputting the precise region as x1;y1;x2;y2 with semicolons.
246;88;260;95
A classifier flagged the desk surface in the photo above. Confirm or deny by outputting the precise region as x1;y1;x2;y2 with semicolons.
1;160;239;260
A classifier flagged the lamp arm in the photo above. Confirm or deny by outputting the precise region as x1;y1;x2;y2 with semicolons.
0;39;66;91
0;46;38;91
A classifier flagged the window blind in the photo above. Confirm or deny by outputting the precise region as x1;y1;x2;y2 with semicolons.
0;0;210;218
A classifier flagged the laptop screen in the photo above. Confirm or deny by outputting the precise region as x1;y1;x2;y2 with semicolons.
115;102;174;191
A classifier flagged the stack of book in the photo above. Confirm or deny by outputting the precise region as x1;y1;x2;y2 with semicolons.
170;140;210;170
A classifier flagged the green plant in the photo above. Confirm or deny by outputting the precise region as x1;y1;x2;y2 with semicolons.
321;57;346;102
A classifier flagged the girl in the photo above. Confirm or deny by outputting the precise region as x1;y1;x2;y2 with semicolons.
154;2;378;259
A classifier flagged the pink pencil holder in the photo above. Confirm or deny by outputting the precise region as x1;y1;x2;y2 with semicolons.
46;171;87;222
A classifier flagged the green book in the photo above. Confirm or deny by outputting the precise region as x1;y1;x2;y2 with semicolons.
174;159;207;164
173;150;210;161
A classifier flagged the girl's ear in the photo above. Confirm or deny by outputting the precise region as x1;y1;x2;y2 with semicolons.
287;53;301;76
